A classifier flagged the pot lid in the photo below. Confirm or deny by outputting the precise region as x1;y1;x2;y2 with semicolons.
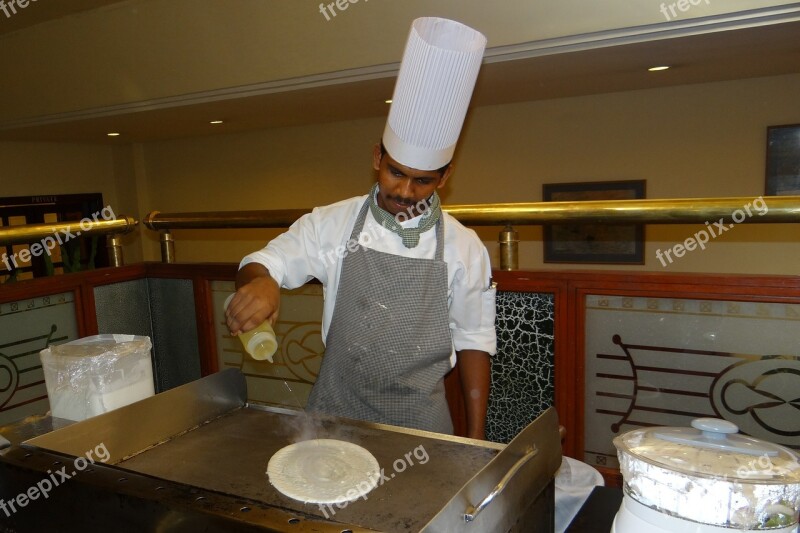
613;418;800;483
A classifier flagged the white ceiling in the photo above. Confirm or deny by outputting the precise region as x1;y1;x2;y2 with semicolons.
1;4;798;144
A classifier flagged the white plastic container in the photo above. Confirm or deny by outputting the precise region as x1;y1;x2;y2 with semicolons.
612;418;800;533
40;334;155;422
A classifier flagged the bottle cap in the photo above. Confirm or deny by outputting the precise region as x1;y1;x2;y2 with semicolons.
246;331;278;363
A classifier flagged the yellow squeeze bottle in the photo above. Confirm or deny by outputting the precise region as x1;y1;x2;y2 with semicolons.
224;294;278;362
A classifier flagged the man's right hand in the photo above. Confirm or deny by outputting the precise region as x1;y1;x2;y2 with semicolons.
226;263;281;335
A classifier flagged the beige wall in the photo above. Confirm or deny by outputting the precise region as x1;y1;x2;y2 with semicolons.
135;73;800;275
3;74;798;274
0;142;114;199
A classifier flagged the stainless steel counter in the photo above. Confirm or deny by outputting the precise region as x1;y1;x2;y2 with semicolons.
0;369;561;532
117;406;500;531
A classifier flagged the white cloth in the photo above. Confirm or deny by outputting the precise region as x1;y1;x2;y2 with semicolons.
554;456;605;533
240;194;497;365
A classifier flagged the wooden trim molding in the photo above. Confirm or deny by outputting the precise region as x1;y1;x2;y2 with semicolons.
193;276;218;376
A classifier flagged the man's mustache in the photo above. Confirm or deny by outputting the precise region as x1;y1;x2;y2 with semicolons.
388;196;416;207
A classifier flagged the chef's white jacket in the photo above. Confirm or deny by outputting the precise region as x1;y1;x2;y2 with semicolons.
241;194;497;365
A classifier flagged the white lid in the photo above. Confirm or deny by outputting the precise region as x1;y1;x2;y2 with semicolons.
383;17;486;170
614;418;800;483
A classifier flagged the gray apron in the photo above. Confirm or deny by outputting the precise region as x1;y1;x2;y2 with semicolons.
306;199;454;434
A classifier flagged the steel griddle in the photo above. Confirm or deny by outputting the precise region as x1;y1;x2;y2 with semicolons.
1;369;561;532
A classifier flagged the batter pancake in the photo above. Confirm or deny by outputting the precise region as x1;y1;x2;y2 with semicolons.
267;439;380;504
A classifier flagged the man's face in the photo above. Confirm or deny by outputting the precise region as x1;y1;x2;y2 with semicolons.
372;144;451;218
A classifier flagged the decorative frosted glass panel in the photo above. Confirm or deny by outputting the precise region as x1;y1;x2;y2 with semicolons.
0;292;79;425
211;281;323;408
584;295;799;470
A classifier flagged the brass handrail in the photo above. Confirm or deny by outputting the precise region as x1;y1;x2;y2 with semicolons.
444;196;800;225
0;216;138;267
144;196;800;265
143;210;311;229
144;196;800;229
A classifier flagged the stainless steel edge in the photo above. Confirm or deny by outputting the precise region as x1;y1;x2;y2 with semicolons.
420;407;562;532
247;401;507;451
0;414;74;448
23;368;247;463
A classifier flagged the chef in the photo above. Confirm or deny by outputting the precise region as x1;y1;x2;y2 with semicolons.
226;17;496;439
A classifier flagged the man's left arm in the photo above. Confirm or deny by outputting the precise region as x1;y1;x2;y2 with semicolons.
449;233;496;440
457;349;491;440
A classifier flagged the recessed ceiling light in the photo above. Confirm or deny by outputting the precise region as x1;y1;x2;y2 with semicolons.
210;120;224;124
107;132;120;137
648;66;670;72
385;99;392;104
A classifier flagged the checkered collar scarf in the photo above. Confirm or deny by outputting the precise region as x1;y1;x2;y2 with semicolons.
367;183;441;249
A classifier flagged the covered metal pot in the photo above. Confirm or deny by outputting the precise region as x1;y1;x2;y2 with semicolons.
612;418;800;532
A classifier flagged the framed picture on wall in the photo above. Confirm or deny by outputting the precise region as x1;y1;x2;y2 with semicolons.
765;124;800;196
543;180;646;264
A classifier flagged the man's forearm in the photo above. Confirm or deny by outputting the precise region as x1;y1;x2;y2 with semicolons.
456;349;490;440
236;262;270;289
